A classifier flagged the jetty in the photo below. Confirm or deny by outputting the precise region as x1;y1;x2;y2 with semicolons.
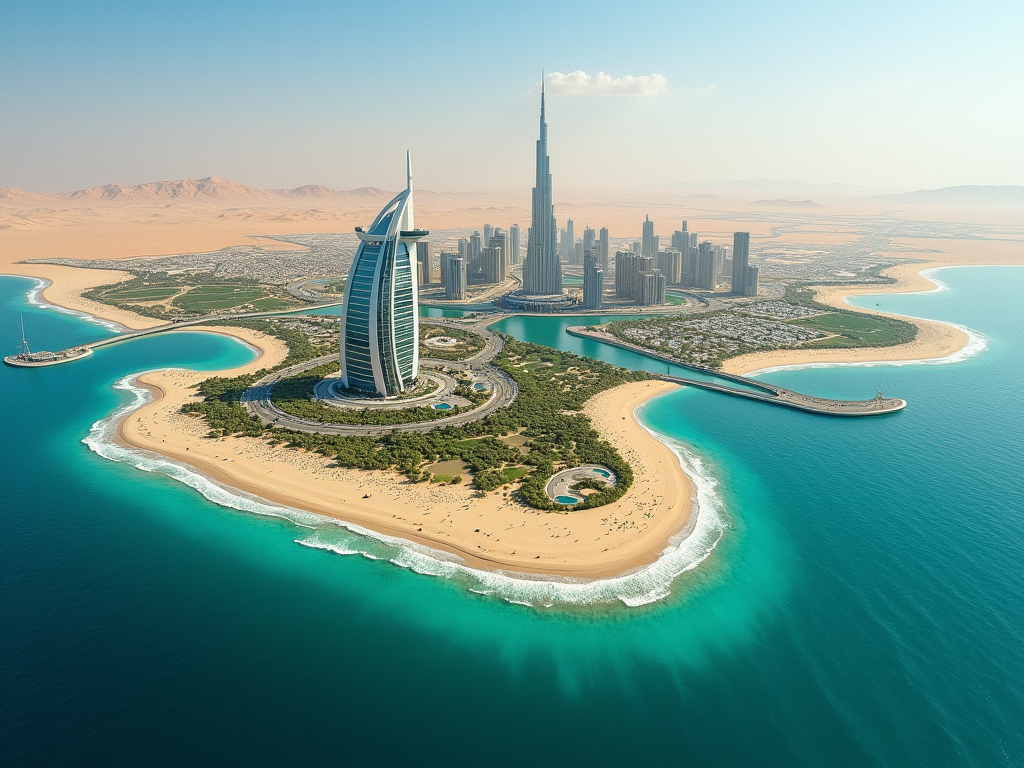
566;326;906;417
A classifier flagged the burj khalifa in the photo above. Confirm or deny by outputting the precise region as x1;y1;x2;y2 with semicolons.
521;80;562;296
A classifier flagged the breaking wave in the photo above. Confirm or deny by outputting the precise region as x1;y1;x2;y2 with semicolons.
84;375;726;608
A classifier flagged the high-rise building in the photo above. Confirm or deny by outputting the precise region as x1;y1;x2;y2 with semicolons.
522;82;562;296
574;241;583;265
417;241;432;286
598;227;609;272
641;215;656;257
457;237;468;262
732;232;750;295
671;221;690;273
615;250;639;299
469;231;482;268
636;269;666;306
631;239;642;257
340;152;426;397
696;241;718;290
483;224;493;247
480;247;503;284
490;230;510;281
744;265;759;296
509;224;521;265
445;256;466;300
565;219;576;263
657;249;683;285
439;251;457;289
582;249;603;309
583;225;596;255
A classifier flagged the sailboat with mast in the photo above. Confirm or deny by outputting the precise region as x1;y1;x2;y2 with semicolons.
4;314;92;367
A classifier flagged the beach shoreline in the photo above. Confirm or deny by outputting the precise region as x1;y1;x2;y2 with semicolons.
720;262;971;375
1;260;996;582
110;319;695;579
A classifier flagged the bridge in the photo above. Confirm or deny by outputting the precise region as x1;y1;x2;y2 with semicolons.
3;302;344;368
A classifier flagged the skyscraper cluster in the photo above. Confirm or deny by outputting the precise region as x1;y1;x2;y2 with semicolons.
613;249;666;306
433;223;520;295
609;218;756;296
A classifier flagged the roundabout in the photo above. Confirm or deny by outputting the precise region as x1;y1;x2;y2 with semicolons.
240;318;518;436
312;370;472;411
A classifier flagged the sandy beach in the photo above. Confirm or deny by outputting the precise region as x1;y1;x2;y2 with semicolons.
721;262;970;375
117;330;693;578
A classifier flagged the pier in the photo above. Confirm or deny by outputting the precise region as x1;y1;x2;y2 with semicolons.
566;326;906;417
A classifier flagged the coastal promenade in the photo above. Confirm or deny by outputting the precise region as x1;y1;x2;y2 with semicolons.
566;326;907;416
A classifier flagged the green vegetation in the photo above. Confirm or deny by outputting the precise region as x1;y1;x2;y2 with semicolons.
419;324;486;361
179;317;338;437
83;272;301;320
268;362;487;426
783;283;917;348
792;312;913;347
182;330;647;511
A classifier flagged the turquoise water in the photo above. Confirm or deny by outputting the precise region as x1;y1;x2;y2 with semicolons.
1;268;1022;765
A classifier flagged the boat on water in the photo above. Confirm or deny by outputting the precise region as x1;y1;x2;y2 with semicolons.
3;315;92;367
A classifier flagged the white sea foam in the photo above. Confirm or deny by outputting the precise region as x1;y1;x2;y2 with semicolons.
20;276;128;333
85;374;727;608
749;321;987;376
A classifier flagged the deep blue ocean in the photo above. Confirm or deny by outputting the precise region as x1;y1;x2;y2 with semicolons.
1;267;1021;766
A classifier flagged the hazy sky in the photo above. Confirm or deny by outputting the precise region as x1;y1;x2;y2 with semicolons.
1;0;1021;193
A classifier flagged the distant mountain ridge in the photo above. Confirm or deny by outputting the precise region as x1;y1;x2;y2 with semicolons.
750;198;821;208
870;185;1024;203
0;177;395;203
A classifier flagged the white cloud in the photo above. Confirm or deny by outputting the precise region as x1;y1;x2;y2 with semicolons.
697;83;718;95
543;71;668;96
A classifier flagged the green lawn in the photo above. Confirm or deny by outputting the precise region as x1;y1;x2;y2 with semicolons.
173;286;273;312
791;312;908;346
103;286;181;302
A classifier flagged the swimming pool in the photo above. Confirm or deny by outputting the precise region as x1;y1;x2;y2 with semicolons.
555;495;580;505
433;403;451;410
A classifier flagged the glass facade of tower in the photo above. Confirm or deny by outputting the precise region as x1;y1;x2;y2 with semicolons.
339;161;424;397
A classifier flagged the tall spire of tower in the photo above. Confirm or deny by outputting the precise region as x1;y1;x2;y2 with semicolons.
406;150;412;190
522;71;561;297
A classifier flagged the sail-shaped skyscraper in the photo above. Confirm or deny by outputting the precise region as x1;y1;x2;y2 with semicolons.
339;152;428;397
522;80;562;296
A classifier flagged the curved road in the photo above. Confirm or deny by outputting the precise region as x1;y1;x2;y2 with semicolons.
241;319;519;436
